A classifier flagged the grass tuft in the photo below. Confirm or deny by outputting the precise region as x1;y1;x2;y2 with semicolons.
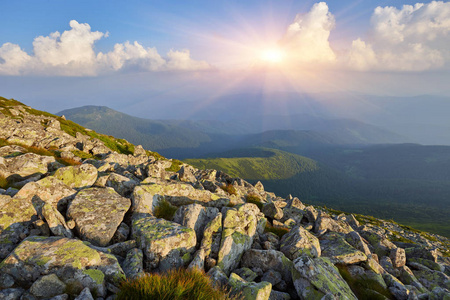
246;194;263;210
166;159;183;172
116;268;237;300
154;199;178;221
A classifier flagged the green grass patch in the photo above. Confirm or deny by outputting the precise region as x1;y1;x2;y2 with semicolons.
71;149;97;160
154;199;178;221
166;159;183;172
354;214;382;227
264;223;289;239
116;268;237;300
246;194;263;210
146;150;165;160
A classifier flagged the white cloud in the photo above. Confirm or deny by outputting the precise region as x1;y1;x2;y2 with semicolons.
348;1;450;71
0;20;210;76
283;2;336;64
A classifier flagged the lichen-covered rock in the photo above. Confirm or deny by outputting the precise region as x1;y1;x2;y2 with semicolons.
320;232;367;264
199;212;222;270
398;265;428;293
383;273;411;300
262;202;284;220
314;213;352;235
173;203;219;244
269;290;291;300
30;274;66;298
4;153;55;181
145;160;172;179
390;247;406;268
112;222;130;243
54;164;98;189
241;249;295;284
122;248;144;280
280;225;321;260
0;236;123;297
229;273;272;300
217;203;262;274
304;205;318;223
411;264;450;291
0;288;25;300
345;231;371;256
74;287;94;300
177;165;197;183
405;247;439;263
234;267;259;282
106;173;138;197
292;255;357;300
207;266;229;289
42;203;73;238
132;216;196;271
67;187;131;246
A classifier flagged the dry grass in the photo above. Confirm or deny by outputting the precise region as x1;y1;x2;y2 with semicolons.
116;268;239;300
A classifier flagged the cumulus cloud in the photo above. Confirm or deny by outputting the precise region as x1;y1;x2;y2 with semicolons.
0;20;210;76
282;2;336;64
347;1;450;71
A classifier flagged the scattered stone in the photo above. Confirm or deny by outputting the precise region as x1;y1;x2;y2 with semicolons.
320;232;367;264
122;248;144;280
390;247;406;268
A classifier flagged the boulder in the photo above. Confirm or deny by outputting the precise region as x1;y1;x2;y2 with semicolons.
132;216;196;271
106;173;138;197
320;232;367;264
67;187;131;246
4;153;55;181
199;212;222;270
0;236;125;298
345;231;371;256
42;203;73;238
30;274;66;298
304;205;318;223
122;248;144;280
217;203;262;274
390;247;406;268
173;203;219;244
228;273;272;300
177;165;197;183
292;255;357;300
279;225;321;260
314;213;352;235
241;249;295;284
262;202;284;220
53;164;98;189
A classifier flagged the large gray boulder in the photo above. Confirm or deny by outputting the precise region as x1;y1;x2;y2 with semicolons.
67;187;131;246
173;203;219;244
53;164;98;189
217;203;262;274
228;273;272;300
292;255;357;300
0;236;125;298
132;216;196;271
320;232;367;264
3;153;55;181
280;225;321;260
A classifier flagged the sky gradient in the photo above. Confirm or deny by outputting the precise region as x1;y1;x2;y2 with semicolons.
0;0;449;114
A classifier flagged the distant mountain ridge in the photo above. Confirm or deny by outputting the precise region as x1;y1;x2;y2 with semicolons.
58;105;409;159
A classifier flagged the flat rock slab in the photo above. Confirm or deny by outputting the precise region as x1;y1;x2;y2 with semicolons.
320;232;367;265
67;187;131;246
54;164;98;189
132;216;196;271
4;153;55;180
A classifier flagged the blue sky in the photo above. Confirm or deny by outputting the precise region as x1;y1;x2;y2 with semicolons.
0;1;449;114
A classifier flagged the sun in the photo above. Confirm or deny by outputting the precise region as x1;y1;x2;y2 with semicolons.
260;48;285;63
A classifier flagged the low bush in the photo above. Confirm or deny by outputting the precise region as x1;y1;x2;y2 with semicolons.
221;184;237;196
246;194;263;210
116;268;237;300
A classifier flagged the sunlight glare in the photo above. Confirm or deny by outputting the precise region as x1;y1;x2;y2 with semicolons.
260;48;285;63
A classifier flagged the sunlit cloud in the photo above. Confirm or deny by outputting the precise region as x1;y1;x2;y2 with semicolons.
346;1;450;71
0;20;210;76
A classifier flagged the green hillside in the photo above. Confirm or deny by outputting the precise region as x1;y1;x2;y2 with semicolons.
185;148;319;180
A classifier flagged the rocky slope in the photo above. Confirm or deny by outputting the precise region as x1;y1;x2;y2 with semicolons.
0;97;449;300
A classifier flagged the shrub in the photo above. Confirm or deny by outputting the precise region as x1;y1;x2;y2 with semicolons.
154;199;178;221
116;268;237;300
264;223;289;238
246;194;263;210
